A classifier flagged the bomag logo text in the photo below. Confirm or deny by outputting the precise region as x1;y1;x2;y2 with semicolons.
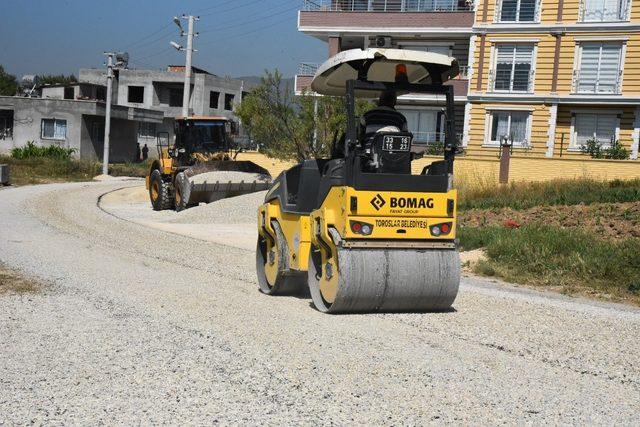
390;197;435;209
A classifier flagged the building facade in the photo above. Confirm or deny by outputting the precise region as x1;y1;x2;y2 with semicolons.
467;0;640;160
0;96;163;162
79;66;247;152
297;0;475;145
297;0;640;162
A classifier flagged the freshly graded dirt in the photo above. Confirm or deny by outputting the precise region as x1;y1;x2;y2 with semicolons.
460;202;640;239
169;191;266;224
1;182;639;424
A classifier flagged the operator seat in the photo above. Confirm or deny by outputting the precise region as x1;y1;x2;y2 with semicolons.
360;107;408;141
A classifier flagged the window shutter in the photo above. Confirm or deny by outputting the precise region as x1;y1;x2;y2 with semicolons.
578;44;600;92
514;45;534;63
519;0;537;21
500;0;518;21
598;44;622;93
584;0;604;20
603;0;621;20
595;114;617;143
575;114;597;144
496;44;515;62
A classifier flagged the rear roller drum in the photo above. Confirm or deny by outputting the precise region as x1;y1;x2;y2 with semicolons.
308;243;460;313
256;221;307;296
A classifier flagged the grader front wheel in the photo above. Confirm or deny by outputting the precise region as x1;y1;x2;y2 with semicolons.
149;169;173;211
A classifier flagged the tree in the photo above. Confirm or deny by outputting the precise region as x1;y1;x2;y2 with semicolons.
236;70;371;162
0;66;18;96
37;74;78;86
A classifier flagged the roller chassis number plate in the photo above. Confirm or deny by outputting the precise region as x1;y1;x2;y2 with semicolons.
382;135;411;152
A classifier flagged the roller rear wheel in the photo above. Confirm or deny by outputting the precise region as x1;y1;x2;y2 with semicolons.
256;221;306;296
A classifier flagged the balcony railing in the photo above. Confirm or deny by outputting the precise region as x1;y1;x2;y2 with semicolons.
578;0;630;21
303;0;472;12
572;69;623;94
488;69;534;93
298;62;320;76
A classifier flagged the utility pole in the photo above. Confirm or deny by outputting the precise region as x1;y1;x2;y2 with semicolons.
102;52;114;176
171;15;199;118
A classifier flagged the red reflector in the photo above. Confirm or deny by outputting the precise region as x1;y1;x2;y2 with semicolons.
352;222;362;232
441;223;450;233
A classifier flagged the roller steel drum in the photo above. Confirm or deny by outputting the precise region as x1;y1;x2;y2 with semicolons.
308;247;460;313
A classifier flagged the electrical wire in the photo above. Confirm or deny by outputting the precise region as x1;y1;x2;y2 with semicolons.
198;14;295;47
124;22;172;50
198;0;268;18
199;4;299;35
192;0;249;15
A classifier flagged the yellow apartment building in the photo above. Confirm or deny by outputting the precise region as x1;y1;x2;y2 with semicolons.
466;0;640;161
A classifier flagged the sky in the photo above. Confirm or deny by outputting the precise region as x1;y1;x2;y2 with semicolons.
0;0;327;79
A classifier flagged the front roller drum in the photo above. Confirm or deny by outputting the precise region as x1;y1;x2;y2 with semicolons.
308;246;460;313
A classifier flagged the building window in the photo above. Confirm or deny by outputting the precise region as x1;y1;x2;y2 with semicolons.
210;91;220;109
491;44;535;92
496;0;538;22
574;42;623;94
224;94;235;111
400;109;442;143
0;111;13;140
138;122;157;139
169;88;183;107
96;86;106;101
92;122;104;143
572;113;618;148
580;0;629;21
41;119;67;140
64;87;75;100
128;86;145;103
488;111;530;146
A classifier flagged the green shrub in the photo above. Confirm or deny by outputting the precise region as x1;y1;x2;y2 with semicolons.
11;141;75;160
424;141;444;156
580;138;630;160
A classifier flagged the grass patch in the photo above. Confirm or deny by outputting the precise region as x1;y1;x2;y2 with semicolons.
459;178;640;211
0;156;101;185
0;265;42;295
0;155;149;186
459;224;640;304
109;161;149;178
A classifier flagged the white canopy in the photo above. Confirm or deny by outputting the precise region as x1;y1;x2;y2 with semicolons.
310;48;459;97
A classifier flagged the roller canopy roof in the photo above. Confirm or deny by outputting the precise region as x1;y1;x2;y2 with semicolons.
310;48;459;97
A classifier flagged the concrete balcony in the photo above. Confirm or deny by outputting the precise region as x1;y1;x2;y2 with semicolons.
300;0;474;36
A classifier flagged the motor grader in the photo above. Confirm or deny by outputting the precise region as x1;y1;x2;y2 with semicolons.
256;48;461;313
146;116;270;211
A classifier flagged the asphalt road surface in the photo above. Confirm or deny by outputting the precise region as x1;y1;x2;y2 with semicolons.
1;182;639;424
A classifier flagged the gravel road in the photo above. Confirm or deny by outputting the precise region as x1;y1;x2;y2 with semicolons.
1;182;639;424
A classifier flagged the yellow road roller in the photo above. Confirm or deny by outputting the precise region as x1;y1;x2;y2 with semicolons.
256;48;461;313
